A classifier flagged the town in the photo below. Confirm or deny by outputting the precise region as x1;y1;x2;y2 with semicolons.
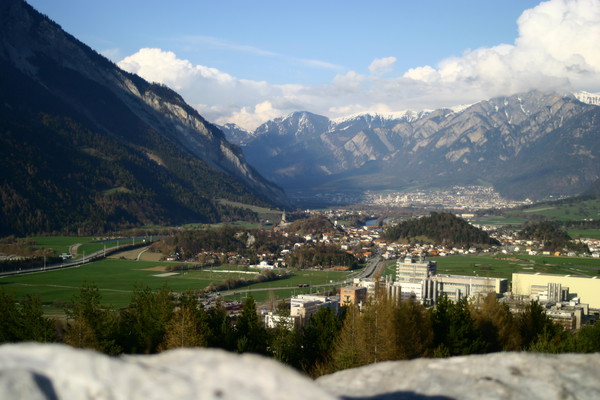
364;185;535;210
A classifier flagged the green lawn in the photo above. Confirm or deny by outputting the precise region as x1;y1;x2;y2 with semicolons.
28;236;95;255
434;254;600;281
470;215;526;226
24;236;157;261
568;229;600;240
0;258;355;311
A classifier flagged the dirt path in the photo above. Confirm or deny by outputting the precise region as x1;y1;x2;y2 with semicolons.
69;243;81;256
108;246;163;261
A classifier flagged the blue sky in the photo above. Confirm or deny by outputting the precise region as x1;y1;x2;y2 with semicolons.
28;0;600;129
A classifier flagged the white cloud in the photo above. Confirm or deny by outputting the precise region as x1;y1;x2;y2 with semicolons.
369;57;397;75
219;101;282;129
118;0;600;131
403;0;600;96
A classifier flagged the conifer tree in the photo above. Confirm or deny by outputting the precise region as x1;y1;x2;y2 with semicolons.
0;289;22;343
298;307;342;375
235;296;269;354
356;289;398;364
120;284;174;354
206;298;235;351
19;294;56;342
394;297;433;359
160;292;208;350
472;293;521;351
64;283;120;354
330;304;362;372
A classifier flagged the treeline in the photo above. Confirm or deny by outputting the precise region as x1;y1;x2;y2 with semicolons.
286;215;336;235
4;286;600;378
205;269;285;292
382;212;500;247
286;244;358;269
518;221;589;253
152;226;299;261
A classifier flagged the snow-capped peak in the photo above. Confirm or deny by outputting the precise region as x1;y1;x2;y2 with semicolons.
332;109;430;124
573;91;600;106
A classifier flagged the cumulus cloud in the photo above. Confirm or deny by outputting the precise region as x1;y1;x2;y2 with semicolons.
403;0;600;96
118;0;600;130
369;57;397;75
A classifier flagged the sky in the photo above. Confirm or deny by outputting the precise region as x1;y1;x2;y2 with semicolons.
28;0;600;130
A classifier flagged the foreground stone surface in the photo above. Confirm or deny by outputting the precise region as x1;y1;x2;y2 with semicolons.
2;344;600;400
316;352;600;400
0;343;335;400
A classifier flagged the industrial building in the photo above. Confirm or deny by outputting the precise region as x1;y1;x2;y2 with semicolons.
391;256;507;304
396;256;437;283
512;272;600;309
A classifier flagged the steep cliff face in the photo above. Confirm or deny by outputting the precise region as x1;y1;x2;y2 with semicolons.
224;91;600;200
0;0;288;234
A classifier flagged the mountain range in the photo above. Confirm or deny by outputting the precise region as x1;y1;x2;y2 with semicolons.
221;91;600;202
0;0;287;235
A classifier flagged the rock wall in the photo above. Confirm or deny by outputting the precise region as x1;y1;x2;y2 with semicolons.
1;343;599;400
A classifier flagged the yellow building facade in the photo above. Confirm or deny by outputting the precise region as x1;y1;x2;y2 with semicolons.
512;273;600;309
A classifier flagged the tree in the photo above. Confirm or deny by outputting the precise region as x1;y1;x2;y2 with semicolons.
19;294;56;342
206;298;235;351
429;296;488;356
517;300;561;350
63;283;120;354
269;317;300;367
355;289;398;364
235;296;269;355
394;297;433;359
472;293;521;351
160;292;208;350
570;322;600;353
330;305;362;372
120;284;174;354
0;289;24;343
298;307;342;375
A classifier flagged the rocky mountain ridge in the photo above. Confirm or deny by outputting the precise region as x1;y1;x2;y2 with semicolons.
221;90;600;201
0;0;288;235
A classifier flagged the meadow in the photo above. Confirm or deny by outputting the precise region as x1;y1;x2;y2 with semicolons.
0;257;354;312
382;254;600;282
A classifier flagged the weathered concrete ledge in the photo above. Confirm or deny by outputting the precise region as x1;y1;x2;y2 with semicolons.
1;343;600;399
316;352;600;400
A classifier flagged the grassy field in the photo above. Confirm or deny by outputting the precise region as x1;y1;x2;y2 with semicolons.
471;215;526;226
428;254;599;281
0;257;355;312
26;236;156;258
381;254;600;283
28;236;95;255
472;198;600;228
568;229;600;240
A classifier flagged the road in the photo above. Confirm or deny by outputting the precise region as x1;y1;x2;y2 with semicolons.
219;249;386;298
0;242;152;277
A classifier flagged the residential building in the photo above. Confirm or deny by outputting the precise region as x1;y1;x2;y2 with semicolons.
340;286;367;308
289;294;339;325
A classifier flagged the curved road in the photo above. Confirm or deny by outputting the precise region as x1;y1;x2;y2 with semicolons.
219;249;385;298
